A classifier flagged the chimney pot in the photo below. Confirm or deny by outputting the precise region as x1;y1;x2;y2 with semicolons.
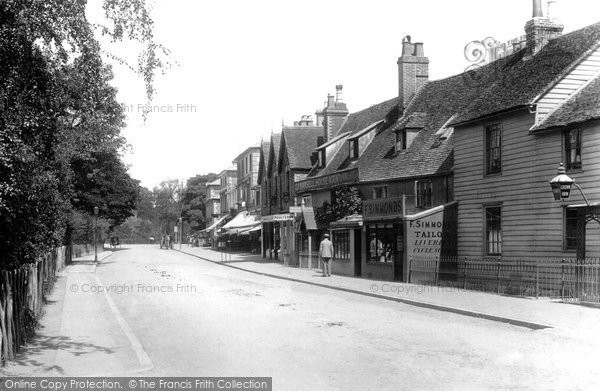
533;0;544;17
335;85;344;103
414;43;425;57
327;94;335;107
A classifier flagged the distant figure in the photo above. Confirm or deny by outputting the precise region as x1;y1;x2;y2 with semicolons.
319;233;333;277
168;234;174;249
149;236;155;244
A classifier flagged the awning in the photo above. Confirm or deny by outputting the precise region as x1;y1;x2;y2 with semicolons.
240;223;262;236
330;214;363;230
201;214;230;233
222;211;260;232
301;206;318;230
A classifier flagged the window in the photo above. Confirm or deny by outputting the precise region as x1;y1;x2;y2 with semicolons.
319;150;326;168
416;181;433;208
565;129;582;171
565;208;578;250
367;223;399;263
349;140;359;160
395;130;406;152
485;206;502;255
372;186;388;199
332;231;350;259
485;124;502;174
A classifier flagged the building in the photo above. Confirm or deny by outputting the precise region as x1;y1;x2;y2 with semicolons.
218;165;238;216
451;10;600;261
233;146;261;213
203;178;223;246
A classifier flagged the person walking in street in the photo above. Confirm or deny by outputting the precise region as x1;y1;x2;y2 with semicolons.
319;233;333;277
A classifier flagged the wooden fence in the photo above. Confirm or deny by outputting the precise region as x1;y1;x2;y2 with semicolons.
409;256;600;303
0;246;69;366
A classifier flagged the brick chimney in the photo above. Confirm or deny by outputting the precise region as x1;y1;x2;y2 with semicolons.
320;85;349;141
524;0;564;55
398;35;429;109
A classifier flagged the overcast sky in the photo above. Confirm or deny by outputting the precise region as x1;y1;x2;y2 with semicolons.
88;0;600;189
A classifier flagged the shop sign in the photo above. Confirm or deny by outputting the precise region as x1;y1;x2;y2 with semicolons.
406;210;446;255
363;197;404;221
294;168;359;193
289;206;303;213
262;214;294;222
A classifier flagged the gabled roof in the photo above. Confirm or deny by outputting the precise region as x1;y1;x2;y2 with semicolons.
257;141;270;184
266;133;281;177
452;22;600;125
280;127;323;171
533;76;600;131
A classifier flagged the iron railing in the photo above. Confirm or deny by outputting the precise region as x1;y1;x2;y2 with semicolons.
409;256;600;303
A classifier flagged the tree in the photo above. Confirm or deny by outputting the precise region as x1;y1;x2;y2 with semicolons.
182;173;218;232
315;186;363;227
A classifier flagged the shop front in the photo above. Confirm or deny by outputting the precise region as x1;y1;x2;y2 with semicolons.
262;214;294;262
330;214;363;277
362;198;405;281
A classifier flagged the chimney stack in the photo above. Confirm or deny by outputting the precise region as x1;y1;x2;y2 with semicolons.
397;35;429;109
327;94;335;108
525;0;564;55
320;87;349;142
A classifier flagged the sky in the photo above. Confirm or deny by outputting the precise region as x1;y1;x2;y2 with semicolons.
87;0;600;189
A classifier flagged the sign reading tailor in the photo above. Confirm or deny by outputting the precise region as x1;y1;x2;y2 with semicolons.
363;197;404;221
406;210;445;255
294;169;359;193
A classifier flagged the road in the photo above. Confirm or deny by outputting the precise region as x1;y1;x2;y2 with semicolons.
4;245;600;389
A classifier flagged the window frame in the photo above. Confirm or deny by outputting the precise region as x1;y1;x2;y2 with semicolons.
372;186;388;199
415;180;433;209
484;205;502;256
564;207;578;251
349;139;359;160
332;231;351;260
485;123;502;175
395;129;407;153
564;128;583;172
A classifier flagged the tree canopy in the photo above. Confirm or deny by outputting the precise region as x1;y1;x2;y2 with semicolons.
0;0;165;268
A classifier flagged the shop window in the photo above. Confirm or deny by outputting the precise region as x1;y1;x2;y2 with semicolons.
485;123;502;175
485;206;502;256
332;231;350;259
564;208;578;250
372;186;388;199
416;180;432;208
367;224;397;263
564;129;582;171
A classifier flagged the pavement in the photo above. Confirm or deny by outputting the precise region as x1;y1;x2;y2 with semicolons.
175;245;600;335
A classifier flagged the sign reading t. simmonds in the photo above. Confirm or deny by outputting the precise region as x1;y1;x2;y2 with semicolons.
294;168;359;193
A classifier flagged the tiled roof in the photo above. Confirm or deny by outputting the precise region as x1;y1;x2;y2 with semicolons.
533;76;600;131
359;71;486;181
452;22;600;125
336;97;402;138
281;127;323;170
306;97;402;179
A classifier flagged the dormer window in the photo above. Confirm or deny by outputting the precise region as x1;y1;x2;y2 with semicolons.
318;150;326;168
349;140;359;160
395;130;407;152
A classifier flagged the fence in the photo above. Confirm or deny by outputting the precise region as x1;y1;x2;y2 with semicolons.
0;246;69;366
409;256;600;303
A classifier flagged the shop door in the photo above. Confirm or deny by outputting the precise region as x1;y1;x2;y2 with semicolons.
354;229;362;277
